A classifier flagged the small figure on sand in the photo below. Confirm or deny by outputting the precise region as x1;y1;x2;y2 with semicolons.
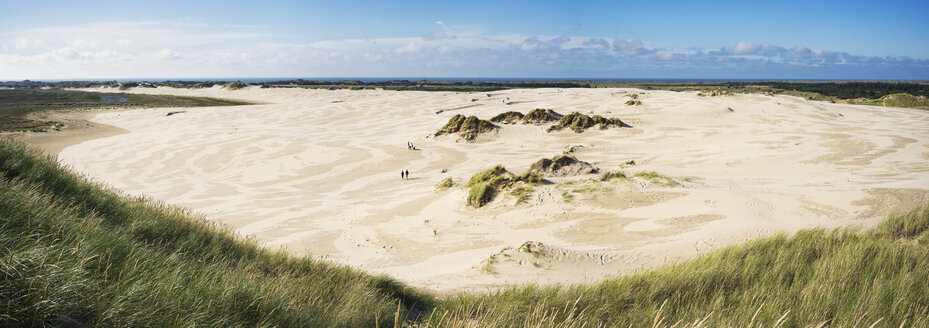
407;141;416;150
401;170;406;180
405;169;410;179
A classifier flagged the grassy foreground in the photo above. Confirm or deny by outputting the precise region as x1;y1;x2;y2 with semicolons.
2;137;929;327
0;138;430;327
426;206;929;327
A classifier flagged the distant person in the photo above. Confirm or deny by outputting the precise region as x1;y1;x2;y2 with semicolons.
401;170;405;180
405;169;409;179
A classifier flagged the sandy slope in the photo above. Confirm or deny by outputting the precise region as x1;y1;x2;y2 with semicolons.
58;86;929;292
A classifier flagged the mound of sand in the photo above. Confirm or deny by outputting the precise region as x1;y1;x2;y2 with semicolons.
529;155;599;176
465;165;545;207
489;111;525;124
434;114;497;141
522;108;563;124
546;112;627;133
481;241;614;275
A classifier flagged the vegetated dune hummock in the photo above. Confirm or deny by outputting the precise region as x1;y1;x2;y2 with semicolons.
55;85;929;292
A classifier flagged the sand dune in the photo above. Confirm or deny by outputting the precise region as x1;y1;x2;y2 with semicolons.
58;86;929;292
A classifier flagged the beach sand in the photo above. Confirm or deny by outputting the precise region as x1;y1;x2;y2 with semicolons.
53;86;929;292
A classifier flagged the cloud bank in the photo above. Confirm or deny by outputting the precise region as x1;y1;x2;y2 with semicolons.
1;21;926;79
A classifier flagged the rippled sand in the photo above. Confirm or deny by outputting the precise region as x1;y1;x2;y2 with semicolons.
59;86;929;292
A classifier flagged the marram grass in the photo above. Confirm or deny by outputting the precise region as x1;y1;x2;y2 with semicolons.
2;137;929;327
0;137;431;327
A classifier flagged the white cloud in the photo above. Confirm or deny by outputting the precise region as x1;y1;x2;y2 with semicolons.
0;21;926;79
157;49;182;60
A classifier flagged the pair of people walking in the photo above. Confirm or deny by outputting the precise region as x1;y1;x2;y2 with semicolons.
407;141;416;150
401;169;410;180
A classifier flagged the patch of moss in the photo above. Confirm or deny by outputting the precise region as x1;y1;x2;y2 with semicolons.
546;112;627;133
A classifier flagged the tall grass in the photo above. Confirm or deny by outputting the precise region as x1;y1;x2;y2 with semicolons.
0;138;431;327
428;205;929;327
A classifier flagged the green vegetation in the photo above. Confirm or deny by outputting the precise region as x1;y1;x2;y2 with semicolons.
590;81;929;111
223;81;248;90
510;185;534;205
547;112;627;133
0;89;250;132
435;177;456;191
0;138;429;327
522;108;563;123
599;170;628;182
489;111;524;124
0;79;592;93
434;114;497;140
4;137;929;326
634;170;675;186
696;89;733;97
626;93;638;99
425;204;929;327
465;165;545;207
624;99;642;106
528;154;598;176
5;80;928;110
845;93;929;110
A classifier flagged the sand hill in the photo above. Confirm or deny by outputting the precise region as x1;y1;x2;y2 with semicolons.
56;86;929;292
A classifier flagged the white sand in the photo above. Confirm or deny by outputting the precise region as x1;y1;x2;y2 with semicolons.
59;86;929;292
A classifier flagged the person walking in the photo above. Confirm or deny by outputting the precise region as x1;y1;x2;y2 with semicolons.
401;170;405;180
405;169;409;179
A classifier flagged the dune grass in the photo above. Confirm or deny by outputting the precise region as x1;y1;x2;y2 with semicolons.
489;111;525;124
0;138;430;327
634;170;675;186
843;93;929;110
522;108;563;124
435;114;496;139
466;165;545;207
546;112;627;133
599;170;628;182
426;204;929;327
435;177;456;191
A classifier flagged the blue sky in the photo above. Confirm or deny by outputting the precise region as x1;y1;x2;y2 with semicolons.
1;0;927;80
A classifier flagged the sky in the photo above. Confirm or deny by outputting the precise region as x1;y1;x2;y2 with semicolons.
1;0;927;80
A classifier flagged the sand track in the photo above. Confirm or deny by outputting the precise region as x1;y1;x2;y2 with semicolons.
57;86;929;292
